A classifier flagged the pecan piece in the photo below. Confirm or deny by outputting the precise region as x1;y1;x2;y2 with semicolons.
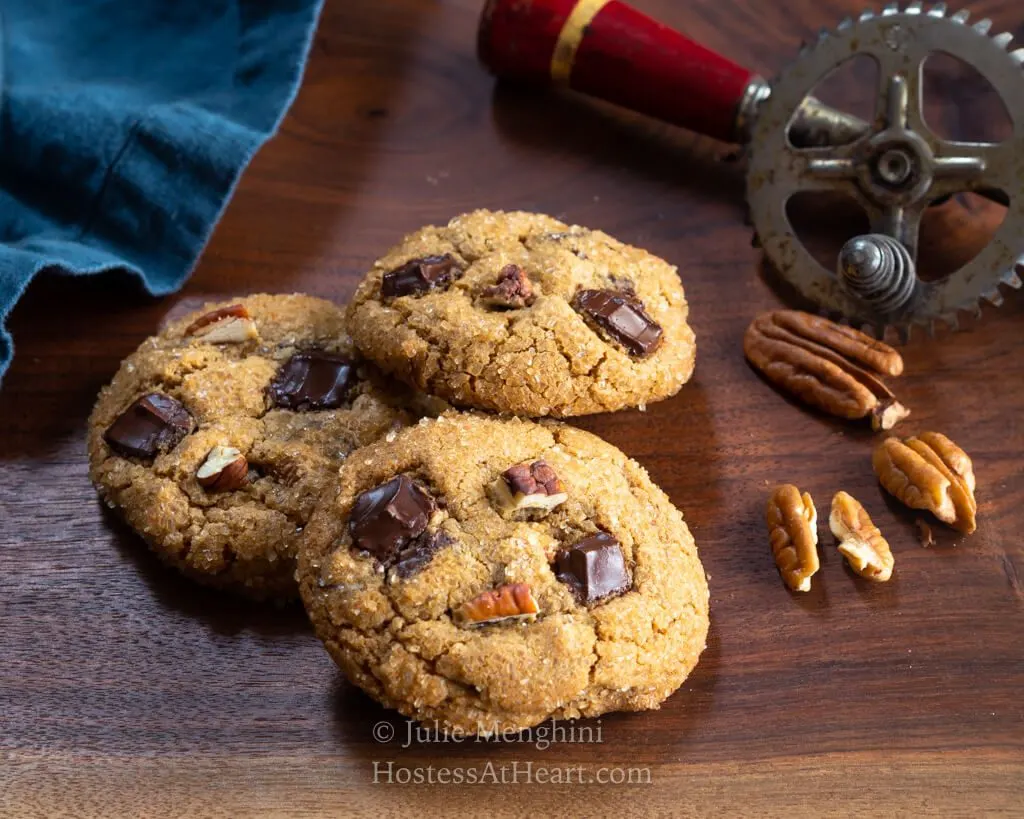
873;433;977;534
196;446;249;492
488;460;567;517
916;519;936;548
481;264;535;309
829;491;893;582
456;583;539;626
744;310;908;430
184;304;258;344
766;484;820;592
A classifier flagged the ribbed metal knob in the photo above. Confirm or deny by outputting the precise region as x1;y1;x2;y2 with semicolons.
837;234;917;314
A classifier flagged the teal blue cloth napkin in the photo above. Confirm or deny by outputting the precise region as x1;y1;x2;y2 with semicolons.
0;0;325;382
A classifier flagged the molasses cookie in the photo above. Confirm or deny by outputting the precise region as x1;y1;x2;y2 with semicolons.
88;294;411;599
297;412;709;733
345;210;697;417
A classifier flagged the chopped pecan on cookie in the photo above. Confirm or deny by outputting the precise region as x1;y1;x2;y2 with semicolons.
184;304;259;344
381;254;463;299
196;445;249;492
489;459;567;517
456;582;540;626
481;264;535;309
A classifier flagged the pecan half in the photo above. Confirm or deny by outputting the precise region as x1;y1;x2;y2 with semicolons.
488;460;567;517
873;433;977;534
766;484;820;592
456;583;540;626
184;304;259;344
915;431;975;494
830;491;894;582
744;310;908;430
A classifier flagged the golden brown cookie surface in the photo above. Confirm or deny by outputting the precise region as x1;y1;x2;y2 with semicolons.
88;294;412;600
297;412;709;733
346;210;697;417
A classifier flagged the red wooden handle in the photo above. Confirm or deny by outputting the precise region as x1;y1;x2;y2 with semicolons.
478;0;758;143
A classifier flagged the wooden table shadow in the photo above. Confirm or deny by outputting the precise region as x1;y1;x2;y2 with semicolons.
101;503;312;638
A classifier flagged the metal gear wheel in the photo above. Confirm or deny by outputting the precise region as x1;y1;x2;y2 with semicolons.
747;2;1024;338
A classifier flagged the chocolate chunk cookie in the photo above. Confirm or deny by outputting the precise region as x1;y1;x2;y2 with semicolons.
345;210;697;417
88;294;413;599
297;413;709;734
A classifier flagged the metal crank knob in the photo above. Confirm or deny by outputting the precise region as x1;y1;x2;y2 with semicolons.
838;235;917;316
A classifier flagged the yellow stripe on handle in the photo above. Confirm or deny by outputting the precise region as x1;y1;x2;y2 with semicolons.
551;0;612;83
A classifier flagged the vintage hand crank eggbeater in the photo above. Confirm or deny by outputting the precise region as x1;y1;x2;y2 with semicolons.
478;0;1024;338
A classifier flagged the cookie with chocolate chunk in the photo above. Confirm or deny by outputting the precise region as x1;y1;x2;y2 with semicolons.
297;412;709;734
345;210;697;417
87;294;413;600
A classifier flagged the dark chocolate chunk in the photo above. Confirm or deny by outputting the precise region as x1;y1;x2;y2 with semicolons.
555;532;630;604
381;254;463;299
392;530;454;579
349;476;436;563
104;393;193;460
268;352;356;411
573;289;663;357
481;264;535;309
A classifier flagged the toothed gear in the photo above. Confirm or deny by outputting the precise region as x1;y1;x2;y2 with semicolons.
747;3;1024;337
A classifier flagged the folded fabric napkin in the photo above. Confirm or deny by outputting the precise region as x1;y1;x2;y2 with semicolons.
0;0;325;382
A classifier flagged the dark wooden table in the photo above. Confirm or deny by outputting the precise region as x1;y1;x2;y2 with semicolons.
3;1;1022;815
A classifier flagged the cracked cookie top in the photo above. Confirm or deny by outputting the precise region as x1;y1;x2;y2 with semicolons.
345;210;697;418
87;294;413;600
297;412;709;734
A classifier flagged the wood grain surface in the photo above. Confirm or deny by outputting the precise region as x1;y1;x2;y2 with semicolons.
2;1;1023;816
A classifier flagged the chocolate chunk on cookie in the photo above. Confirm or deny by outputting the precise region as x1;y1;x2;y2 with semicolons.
345;210;696;417
268;351;356;411
555;532;630;603
104;393;194;460
350;475;435;563
381;254;463;299
88;294;414;600
392;530;453;580
573;289;663;357
297;412;709;734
